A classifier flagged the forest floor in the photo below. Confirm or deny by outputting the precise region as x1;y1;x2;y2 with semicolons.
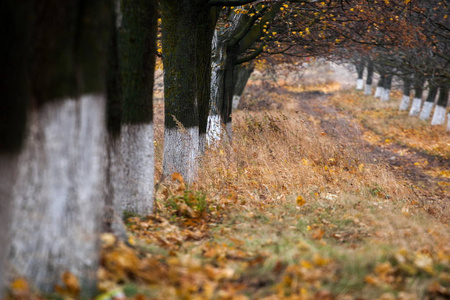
95;63;449;300
16;63;449;300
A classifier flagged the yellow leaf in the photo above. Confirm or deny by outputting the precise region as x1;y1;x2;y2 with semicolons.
296;195;306;206
172;172;184;183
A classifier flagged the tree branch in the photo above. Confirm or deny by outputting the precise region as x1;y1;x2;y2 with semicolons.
207;0;257;6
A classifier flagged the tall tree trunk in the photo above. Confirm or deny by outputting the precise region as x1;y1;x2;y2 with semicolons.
161;0;200;183
8;0;112;295
0;0;32;295
431;85;449;126
399;77;411;110
198;8;219;153
409;76;425;116
419;85;438;120
364;59;374;95
118;0;157;215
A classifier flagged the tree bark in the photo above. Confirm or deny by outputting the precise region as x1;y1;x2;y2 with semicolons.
409;76;425;116
399;77;411;110
161;0;202;183
0;1;32;294
380;74;393;102
419;85;438;120
355;59;365;90
431;85;449;126
364;59;374;95
8;0;112;295
232;63;254;110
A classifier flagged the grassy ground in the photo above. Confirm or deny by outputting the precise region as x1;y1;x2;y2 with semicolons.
10;65;449;300
97;73;449;299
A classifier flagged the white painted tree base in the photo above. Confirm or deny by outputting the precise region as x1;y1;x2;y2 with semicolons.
399;95;410;110
409;98;422;116
0;154;18;295
163;127;199;184
232;95;241;110
356;79;364;90
374;87;383;98
447;114;450;132
120;124;154;215
419;101;434;120
380;89;390;101
364;84;372;95
8;95;105;292
431;105;446;125
206;114;222;146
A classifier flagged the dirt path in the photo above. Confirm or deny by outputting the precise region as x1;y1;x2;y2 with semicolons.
291;89;450;222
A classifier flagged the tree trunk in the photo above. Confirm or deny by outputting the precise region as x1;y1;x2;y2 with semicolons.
117;0;157;215
8;0;112;295
399;77;411;110
198;8;219;153
409;76;425;116
419;85;438;120
232;63;254;110
208;11;248;146
355;59;365;90
364;59;374;95
380;74;393;101
374;74;385;98
161;0;201;183
431;85;449;126
0;1;32;294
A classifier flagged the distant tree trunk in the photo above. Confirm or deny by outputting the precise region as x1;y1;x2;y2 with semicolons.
355;59;365;90
380;74;393;101
161;0;201;183
409;76;425;116
0;0;32;294
374;73;385;98
431;85;449;126
364;59;374;95
8;1;112;295
399;77;411;110
419;85;438;120
208;12;248;146
232;63;254;110
198;8;219;153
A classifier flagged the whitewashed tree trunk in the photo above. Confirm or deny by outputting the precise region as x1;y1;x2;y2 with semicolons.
399;95;411;110
375;87;384;98
163;127;199;183
0;155;19;295
380;88;390;101
356;79;364;90
447;114;450;131
120;124;154;214
419;101;434;120
364;84;372;95
9;95;106;293
409;98;422;116
431;105;446;125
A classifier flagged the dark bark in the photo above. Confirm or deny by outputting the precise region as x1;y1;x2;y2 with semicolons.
0;1;33;294
384;74;393;90
119;0;156;125
424;85;438;104
436;85;449;107
413;76;425;99
366;59;374;85
233;63;254;98
355;60;365;80
160;0;199;130
402;77;411;97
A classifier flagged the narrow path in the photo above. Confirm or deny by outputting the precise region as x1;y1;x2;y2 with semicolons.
292;89;449;222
